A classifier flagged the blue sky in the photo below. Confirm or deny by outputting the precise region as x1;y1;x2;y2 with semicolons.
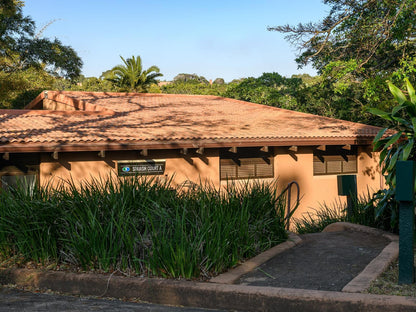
23;1;329;82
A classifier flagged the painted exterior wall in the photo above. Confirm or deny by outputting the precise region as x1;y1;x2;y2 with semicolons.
39;149;220;190
35;146;384;224
274;146;383;222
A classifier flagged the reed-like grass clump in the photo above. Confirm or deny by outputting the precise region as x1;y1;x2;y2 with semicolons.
293;191;394;234
0;176;288;279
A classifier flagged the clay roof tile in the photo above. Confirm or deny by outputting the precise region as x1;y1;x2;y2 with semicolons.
0;91;382;152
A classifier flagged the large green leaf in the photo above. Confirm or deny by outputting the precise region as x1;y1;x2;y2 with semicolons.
387;149;399;172
367;107;392;120
388;82;407;105
381;148;395;174
403;102;416;117
383;132;402;149
392;117;411;128
373;128;388;144
391;104;405;116
373;137;390;151
406;78;416;105
402;138;414;161
379;148;388;163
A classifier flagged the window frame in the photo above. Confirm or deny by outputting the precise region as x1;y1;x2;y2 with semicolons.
220;147;274;180
313;146;357;176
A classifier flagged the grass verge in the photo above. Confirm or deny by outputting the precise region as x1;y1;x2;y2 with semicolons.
366;259;416;297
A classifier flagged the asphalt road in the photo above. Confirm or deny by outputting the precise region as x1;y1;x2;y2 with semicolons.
0;286;229;312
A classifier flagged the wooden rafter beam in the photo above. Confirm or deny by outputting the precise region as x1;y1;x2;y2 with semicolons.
228;147;237;153
342;144;351;150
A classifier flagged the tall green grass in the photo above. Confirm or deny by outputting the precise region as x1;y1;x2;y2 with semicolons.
0;176;288;279
293;191;395;234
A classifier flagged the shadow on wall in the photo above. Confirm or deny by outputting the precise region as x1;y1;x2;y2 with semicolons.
360;150;382;181
362;166;377;180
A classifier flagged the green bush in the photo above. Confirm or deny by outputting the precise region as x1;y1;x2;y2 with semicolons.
293;192;394;234
0;176;288;279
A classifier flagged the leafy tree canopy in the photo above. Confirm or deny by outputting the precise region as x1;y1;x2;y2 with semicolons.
269;0;416;79
224;72;302;109
213;78;225;85
173;73;209;84
0;0;82;79
269;0;416;124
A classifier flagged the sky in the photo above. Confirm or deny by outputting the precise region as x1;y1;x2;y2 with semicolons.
23;0;330;82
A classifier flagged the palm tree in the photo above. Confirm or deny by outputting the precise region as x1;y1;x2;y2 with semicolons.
107;55;163;92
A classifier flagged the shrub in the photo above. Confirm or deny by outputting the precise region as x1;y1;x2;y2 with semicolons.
0;176;288;279
293;191;394;234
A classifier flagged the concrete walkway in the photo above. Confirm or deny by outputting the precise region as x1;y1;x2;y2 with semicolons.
1;223;415;312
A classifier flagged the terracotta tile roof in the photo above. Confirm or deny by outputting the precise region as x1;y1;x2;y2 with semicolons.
0;91;382;152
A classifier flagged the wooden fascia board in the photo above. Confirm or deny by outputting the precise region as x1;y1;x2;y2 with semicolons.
0;137;375;153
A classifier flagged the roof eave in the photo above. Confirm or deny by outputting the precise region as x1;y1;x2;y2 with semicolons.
0;137;376;153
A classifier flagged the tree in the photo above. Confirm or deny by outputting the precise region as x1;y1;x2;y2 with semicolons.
0;0;82;79
173;73;209;84
0;0;83;108
107;55;163;92
269;0;416;124
223;73;302;110
367;79;416;229
0;66;55;108
161;80;225;96
213;78;225;85
269;0;416;77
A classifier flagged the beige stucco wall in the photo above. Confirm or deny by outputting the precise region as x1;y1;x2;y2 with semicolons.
38;146;383;228
40;149;220;189
274;146;383;223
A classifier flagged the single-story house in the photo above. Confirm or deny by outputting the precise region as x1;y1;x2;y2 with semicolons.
0;91;384;220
